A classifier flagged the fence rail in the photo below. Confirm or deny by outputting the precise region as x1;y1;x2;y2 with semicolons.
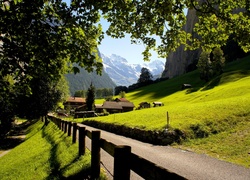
49;115;186;180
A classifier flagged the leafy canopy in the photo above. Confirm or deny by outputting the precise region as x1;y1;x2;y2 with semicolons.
72;0;250;60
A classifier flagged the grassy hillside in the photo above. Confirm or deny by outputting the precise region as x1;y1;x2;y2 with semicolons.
0;120;107;180
83;56;250;167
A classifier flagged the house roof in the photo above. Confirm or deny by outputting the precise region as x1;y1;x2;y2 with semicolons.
118;102;135;108
95;104;103;109
153;102;162;104
75;104;86;110
65;97;86;103
102;101;123;110
139;102;149;105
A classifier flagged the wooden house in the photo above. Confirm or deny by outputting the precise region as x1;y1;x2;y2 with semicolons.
118;101;135;112
96;100;135;114
102;101;123;113
63;97;86;110
139;102;151;109
153;102;164;107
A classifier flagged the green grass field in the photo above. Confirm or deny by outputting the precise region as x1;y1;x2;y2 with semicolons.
0;120;107;180
80;56;250;168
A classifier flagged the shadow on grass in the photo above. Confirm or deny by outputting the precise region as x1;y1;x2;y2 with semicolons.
0;120;37;151
201;70;250;91
129;70;206;100
41;121;91;180
129;59;250;100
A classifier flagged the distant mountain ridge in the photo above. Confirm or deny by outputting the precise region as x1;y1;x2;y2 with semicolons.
101;53;165;86
65;66;116;96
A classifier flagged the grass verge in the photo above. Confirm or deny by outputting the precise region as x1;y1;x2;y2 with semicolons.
0;120;107;180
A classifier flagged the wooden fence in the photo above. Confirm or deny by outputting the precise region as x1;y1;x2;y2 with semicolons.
49;116;186;180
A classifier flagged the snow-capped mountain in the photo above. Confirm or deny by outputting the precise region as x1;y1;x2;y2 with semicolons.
101;53;165;87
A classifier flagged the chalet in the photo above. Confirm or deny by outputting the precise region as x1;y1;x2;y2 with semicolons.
94;104;103;113
96;99;135;114
182;84;192;90
102;101;123;114
75;104;87;112
153;102;164;107
119;101;135;112
139;102;151;109
63;97;86;110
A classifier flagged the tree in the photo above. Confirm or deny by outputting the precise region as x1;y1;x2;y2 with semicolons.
0;0;102;131
86;83;95;111
119;91;126;98
0;75;16;137
138;67;153;84
82;1;250;60
115;86;128;95
15;75;69;121
74;90;86;98
197;51;212;81
211;47;225;75
197;47;225;81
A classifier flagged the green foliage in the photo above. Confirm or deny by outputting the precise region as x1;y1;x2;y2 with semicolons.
0;0;102;126
137;67;153;84
119;91;126;98
0;75;16;137
197;47;225;81
96;88;113;99
74;90;86;98
197;51;212;81
211;47;225;74
115;86;128;96
81;1;250;60
16;76;69;120
105;96;114;101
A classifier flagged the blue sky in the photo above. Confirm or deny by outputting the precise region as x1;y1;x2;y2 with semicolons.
63;0;166;64
98;19;165;64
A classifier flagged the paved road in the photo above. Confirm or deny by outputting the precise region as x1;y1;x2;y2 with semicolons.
83;124;250;180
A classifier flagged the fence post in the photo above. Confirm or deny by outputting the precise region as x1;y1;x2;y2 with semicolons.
61;120;64;131
72;122;77;143
60;120;64;131
78;126;86;156
55;118;58;128
113;145;131;180
58;118;61;129
91;130;101;179
64;121;68;133
68;122;72;136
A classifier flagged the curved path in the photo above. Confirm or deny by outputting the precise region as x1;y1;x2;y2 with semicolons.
83;125;250;180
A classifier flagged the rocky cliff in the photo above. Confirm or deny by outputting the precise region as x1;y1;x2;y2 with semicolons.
161;9;201;79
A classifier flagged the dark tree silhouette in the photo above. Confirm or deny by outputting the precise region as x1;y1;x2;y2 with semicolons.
86;83;95;111
137;67;153;84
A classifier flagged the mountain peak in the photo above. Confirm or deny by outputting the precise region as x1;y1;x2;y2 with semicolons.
101;53;165;86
